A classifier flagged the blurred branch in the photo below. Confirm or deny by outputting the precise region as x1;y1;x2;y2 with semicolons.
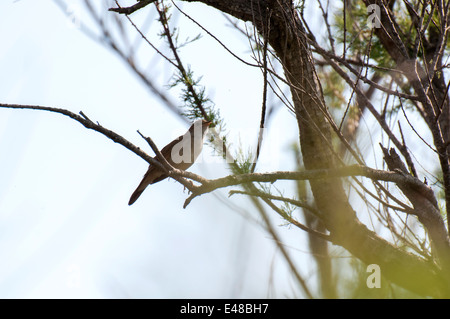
250;19;269;173
229;189;329;240
242;188;315;298
54;0;185;120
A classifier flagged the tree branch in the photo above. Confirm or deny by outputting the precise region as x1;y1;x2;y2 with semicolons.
0;103;199;190
381;145;450;268
181;163;434;213
109;0;156;15
228;189;329;239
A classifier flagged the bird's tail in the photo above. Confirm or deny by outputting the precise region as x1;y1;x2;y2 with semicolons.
128;186;145;206
128;168;166;205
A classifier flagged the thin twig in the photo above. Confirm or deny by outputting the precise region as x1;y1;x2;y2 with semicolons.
155;2;209;119
137;130;171;171
251;16;270;173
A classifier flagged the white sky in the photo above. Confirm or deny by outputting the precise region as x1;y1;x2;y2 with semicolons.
0;0;325;298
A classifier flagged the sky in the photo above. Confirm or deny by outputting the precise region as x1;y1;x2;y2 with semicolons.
0;0;319;298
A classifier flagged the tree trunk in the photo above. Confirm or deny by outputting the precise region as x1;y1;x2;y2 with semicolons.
187;0;449;297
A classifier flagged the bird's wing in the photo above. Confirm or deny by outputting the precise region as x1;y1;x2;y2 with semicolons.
150;173;169;184
128;134;186;205
159;134;184;158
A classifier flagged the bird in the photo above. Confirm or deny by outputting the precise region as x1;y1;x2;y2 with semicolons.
128;119;212;205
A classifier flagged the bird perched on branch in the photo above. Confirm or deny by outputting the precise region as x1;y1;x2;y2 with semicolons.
128;119;211;205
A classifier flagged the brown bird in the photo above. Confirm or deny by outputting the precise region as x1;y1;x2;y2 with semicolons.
128;119;211;205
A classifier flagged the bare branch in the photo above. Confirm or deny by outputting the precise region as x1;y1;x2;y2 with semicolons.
0;103;199;190
182;163;434;210
228;189;331;241
109;0;155;15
